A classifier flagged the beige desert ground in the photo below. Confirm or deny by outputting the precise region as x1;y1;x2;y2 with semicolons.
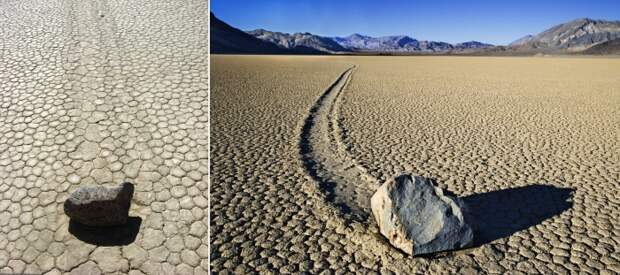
211;55;620;273
0;0;208;274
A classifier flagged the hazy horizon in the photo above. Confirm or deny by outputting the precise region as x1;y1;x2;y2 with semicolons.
212;0;620;45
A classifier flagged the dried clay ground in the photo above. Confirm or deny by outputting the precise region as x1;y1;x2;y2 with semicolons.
1;0;208;274
211;55;620;274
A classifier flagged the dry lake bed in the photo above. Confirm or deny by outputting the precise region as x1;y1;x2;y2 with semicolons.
0;0;208;274
211;55;619;273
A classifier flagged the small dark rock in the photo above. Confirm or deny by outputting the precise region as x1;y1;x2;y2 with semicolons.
64;182;134;226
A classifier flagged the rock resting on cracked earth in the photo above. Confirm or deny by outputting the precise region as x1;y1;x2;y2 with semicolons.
64;182;134;227
371;174;474;256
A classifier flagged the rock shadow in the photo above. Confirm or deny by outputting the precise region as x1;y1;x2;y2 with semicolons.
462;184;574;246
69;216;142;246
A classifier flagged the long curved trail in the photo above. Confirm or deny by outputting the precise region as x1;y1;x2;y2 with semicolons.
299;65;380;223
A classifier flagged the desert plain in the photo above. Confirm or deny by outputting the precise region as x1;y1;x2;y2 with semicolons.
1;0;208;274
211;55;619;273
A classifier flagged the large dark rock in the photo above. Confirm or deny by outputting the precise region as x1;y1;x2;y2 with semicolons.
64;182;134;226
370;174;473;255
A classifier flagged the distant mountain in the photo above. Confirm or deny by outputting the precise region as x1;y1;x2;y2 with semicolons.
247;29;349;53
210;13;324;54
508;35;534;46
453;41;494;50
514;18;620;51
418;40;454;52
212;13;620;55
210;13;284;54
331;34;421;51
331;34;491;52
582;38;620;54
244;29;492;53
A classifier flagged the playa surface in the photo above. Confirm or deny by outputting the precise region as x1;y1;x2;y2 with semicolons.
211;55;619;273
0;0;208;274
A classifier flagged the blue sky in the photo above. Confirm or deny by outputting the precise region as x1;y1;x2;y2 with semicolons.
211;0;620;45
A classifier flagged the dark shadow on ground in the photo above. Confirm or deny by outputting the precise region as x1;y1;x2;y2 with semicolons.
69;216;142;246
462;184;574;246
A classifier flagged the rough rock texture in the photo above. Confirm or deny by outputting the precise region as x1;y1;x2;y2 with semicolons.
371;174;474;255
64;182;134;226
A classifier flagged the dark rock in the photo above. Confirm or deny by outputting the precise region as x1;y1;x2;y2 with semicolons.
64;182;134;226
370;174;473;255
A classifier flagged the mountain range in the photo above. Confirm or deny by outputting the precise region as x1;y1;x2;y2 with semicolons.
582;38;620;54
247;29;349;53
508;18;620;52
245;31;493;53
330;34;479;52
211;13;620;55
210;13;322;54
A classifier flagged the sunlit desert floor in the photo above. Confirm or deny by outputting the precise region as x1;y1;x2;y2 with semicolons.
0;1;208;274
211;55;619;274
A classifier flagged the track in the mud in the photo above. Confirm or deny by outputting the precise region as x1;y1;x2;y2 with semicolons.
299;66;380;223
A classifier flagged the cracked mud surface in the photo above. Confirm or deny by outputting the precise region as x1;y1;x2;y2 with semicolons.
211;55;619;274
299;65;380;222
0;0;208;274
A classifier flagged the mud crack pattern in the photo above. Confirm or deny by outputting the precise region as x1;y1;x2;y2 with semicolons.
0;0;208;274
299;65;380;222
212;55;620;274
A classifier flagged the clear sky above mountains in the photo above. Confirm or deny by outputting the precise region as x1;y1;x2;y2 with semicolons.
211;0;620;45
